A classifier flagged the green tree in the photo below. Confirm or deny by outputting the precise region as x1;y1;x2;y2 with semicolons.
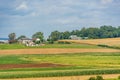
96;76;104;80
88;77;96;80
8;33;16;40
80;27;88;37
48;30;61;41
17;35;27;40
60;31;71;39
32;32;44;42
87;28;100;39
71;30;81;36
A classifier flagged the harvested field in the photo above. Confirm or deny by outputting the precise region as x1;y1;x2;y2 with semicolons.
0;63;67;69
59;38;120;47
0;48;120;54
4;74;120;80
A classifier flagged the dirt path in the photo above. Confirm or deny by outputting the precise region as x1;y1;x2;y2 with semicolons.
2;74;120;80
0;48;120;54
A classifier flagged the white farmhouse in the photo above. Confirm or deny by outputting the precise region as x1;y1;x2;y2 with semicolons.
18;38;34;46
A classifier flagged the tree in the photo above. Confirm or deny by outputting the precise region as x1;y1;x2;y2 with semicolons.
80;27;88;37
59;31;71;39
32;32;44;42
8;33;16;40
96;76;104;80
17;35;27;40
48;30;61;41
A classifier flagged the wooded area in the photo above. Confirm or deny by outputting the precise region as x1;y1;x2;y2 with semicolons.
48;25;120;41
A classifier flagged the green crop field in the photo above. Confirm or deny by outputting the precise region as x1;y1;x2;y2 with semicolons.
0;53;120;67
0;52;120;79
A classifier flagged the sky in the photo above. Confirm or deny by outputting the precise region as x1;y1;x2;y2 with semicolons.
0;0;120;38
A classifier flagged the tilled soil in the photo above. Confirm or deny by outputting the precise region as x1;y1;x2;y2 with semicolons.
0;63;67;69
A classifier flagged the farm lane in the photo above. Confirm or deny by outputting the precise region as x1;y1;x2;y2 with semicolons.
0;48;120;54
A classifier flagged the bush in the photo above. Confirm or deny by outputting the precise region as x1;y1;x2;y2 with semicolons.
98;44;120;49
58;41;71;44
97;44;108;47
48;40;54;44
96;76;104;80
118;76;120;79
88;77;96;80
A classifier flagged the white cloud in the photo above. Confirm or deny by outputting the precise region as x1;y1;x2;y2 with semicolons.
29;12;39;16
51;16;81;25
16;2;28;10
1;0;120;38
101;0;113;4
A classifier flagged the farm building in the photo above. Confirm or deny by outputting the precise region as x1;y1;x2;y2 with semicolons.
0;38;9;44
69;35;88;40
69;35;82;40
18;38;34;46
18;38;42;46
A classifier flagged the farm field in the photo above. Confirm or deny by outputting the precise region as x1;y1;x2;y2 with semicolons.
0;43;101;50
0;53;120;79
0;38;120;79
59;37;120;48
1;42;120;54
4;74;120;80
0;48;120;54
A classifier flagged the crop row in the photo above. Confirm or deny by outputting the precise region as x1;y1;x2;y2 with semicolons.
0;69;120;79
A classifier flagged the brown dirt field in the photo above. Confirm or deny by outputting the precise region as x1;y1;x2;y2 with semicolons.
59;37;120;47
0;48;120;54
3;74;120;80
0;63;67;69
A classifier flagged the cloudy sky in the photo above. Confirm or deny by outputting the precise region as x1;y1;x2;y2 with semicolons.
0;0;120;38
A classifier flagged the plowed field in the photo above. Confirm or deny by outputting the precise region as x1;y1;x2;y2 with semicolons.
0;63;67;69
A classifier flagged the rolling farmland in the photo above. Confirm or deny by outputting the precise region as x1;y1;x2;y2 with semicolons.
58;38;120;47
0;38;120;80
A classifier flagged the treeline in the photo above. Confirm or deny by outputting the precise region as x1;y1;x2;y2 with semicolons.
8;25;120;43
48;25;120;42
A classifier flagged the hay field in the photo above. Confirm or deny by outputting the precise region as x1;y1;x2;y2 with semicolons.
0;48;120;54
59;38;120;47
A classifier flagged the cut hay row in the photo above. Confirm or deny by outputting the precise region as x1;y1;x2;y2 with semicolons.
58;38;120;47
0;48;120;54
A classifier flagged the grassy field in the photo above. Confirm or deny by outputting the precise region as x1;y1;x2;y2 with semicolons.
1;38;120;50
0;43;101;50
0;52;120;79
0;53;120;68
